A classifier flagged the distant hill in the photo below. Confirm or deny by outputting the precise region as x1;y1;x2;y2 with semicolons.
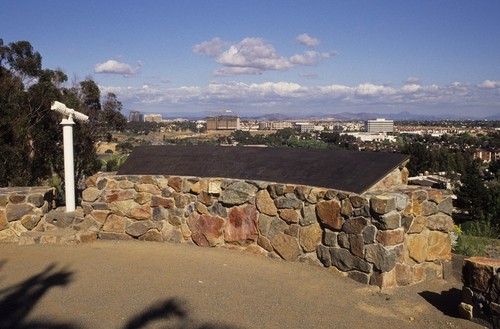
132;110;499;121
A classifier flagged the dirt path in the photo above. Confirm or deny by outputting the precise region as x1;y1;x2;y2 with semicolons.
0;241;484;329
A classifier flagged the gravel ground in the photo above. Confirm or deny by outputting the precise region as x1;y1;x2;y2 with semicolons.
0;241;486;329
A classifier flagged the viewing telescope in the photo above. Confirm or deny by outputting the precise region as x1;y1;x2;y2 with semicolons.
51;101;89;122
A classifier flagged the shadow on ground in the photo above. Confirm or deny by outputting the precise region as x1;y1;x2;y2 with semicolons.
0;261;242;329
418;288;463;318
125;298;243;329
0;261;79;329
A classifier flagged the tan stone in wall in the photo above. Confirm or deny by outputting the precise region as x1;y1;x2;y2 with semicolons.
299;223;322;252
406;234;428;263
271;233;301;261
426;231;451;261
102;214;127;233
376;229;404;246
316;200;343;230
0;209;7;230
255;190;278;216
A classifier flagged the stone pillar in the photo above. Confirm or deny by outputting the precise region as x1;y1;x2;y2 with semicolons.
459;257;500;328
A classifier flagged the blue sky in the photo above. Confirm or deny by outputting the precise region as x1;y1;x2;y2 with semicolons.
2;1;499;118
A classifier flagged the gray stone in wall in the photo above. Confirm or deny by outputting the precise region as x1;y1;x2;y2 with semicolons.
421;201;438;216
316;244;332;267
9;194;26;204
126;221;157;237
365;243;397;272
338;232;350;249
348;271;371;285
342;216;368;234
294;185;311;201
258;214;273;237
27;194;45;207
300;205;316;226
331;248;371;273
362;225;377;244
220;181;258;205
324;190;338;200
274;193;302;209
401;215;413;232
208;202;227;218
152;207;168;221
323;230;338;247
268;217;289;240
352;205;370;217
370;195;397;215
6;203;33;222
349;195;367;208
306;188;326;204
438;197;453;216
349;234;365;258
373;210;401;230
267;184;286;198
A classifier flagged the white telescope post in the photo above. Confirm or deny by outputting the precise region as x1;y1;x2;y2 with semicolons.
61;115;76;212
51;101;89;213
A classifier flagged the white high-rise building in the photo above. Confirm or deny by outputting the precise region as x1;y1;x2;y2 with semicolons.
365;118;394;133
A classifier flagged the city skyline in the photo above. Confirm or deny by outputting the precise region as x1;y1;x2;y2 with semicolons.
1;1;499;118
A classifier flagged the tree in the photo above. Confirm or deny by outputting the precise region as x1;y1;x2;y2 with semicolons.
0;39;65;186
456;160;489;221
0;39;124;206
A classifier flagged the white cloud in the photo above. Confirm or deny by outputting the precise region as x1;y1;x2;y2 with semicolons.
94;60;141;75
216;38;292;72
289;50;336;66
405;76;421;85
192;37;229;57
355;83;395;96
296;33;320;47
193;36;336;76
479;80;500;89
99;80;499;117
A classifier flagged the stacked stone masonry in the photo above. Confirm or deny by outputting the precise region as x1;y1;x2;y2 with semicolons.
0;187;55;242
0;174;454;289
459;257;500;328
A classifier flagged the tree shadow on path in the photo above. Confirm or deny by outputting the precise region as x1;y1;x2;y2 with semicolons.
124;297;244;329
419;288;463;318
0;261;81;329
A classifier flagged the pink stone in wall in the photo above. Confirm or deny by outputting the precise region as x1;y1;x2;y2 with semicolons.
224;204;258;244
191;214;225;247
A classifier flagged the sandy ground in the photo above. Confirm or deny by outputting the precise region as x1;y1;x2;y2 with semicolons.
0;241;485;329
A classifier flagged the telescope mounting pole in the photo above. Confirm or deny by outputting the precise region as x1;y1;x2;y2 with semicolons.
61;115;76;212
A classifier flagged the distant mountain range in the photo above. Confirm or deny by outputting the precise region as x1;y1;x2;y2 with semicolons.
144;110;500;121
246;111;500;121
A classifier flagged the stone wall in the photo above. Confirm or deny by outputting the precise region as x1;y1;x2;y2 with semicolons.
459;257;500;328
0;187;55;242
76;173;452;289
0;174;454;289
